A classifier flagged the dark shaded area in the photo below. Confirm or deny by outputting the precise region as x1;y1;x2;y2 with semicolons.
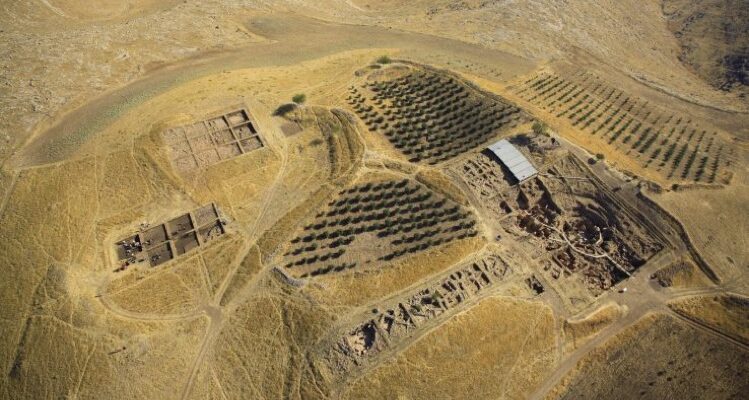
273;103;298;116
663;0;749;93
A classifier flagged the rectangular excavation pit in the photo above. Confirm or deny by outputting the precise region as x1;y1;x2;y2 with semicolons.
147;242;174;267
210;129;236;145
189;134;214;152
194;203;220;227
114;203;227;269
240;136;263;152
218;143;243;160
205;117;229;132
162;107;265;174
174;232;200;256
141;225;168;247
233;123;256;139
280;122;302;137
116;235;144;261
167;214;194;238
226;110;250;126
199;221;225;244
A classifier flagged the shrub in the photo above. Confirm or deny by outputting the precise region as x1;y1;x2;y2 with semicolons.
595;153;605;160
532;121;548;136
292;93;306;105
376;55;392;64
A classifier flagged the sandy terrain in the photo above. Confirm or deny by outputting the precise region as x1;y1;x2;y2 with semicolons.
0;2;747;400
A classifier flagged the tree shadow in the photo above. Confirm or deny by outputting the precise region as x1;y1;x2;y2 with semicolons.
273;103;297;117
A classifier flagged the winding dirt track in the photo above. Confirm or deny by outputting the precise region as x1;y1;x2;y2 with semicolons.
14;12;532;168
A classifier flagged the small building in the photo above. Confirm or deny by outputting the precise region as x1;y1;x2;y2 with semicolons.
487;139;538;183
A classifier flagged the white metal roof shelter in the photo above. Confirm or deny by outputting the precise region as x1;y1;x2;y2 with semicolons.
487;139;538;183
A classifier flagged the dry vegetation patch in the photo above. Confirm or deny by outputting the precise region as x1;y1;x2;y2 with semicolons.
668;294;749;345
663;0;749;96
319;254;517;380
0;159;99;373
105;255;209;316
340;296;557;400
4;264;209;400
649;182;749;282
552;313;749;399
563;303;625;352
208;290;338;399
650;260;710;288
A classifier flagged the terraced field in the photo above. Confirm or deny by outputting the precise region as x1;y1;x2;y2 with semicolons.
513;72;736;184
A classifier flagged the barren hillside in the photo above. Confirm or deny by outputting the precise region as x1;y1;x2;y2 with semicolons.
663;0;749;96
0;2;747;400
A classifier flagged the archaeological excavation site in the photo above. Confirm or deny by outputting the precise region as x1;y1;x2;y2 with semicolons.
1;2;747;399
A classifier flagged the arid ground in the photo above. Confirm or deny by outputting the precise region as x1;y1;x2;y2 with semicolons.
1;1;747;399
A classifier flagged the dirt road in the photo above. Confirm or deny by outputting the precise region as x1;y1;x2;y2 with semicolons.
528;261;744;400
14;12;533;168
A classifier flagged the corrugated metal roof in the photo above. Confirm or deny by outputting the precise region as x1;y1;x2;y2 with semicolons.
487;139;538;183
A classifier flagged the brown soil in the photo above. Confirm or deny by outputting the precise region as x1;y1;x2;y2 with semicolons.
1;4;747;399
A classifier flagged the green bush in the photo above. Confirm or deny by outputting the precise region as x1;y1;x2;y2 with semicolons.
376;55;392;64
292;93;306;105
595;153;605;160
532;121;548;136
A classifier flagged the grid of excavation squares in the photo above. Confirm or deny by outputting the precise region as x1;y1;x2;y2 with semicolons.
162;108;265;173
348;70;528;165
282;179;479;278
115;204;225;268
333;255;512;369
514;72;734;183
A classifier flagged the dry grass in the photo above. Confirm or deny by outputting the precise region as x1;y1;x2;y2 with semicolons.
651;260;711;288
551;313;749;399
106;255;209;316
669;294;749;344
563;303;625;352
1;5;747;398
207;290;338;399
341;296;558;400
304;236;485;308
650;179;749;282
